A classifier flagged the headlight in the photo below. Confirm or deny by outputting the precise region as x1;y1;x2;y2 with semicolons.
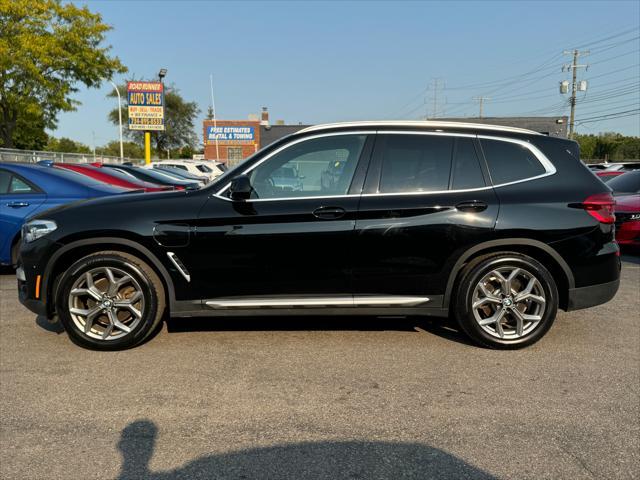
21;220;57;243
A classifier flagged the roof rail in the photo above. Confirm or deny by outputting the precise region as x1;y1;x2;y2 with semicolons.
298;120;541;135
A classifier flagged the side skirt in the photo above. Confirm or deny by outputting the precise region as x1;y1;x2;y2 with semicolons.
170;295;447;318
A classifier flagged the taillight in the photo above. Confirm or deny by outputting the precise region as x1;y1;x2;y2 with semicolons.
174;185;185;190
582;193;616;224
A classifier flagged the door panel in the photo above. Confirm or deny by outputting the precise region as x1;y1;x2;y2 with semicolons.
192;196;360;298
191;133;374;300
352;133;498;302
353;189;498;298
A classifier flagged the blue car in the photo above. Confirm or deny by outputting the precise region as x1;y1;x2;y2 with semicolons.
0;163;128;265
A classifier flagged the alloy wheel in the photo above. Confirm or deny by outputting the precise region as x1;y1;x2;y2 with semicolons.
471;266;546;340
67;267;145;341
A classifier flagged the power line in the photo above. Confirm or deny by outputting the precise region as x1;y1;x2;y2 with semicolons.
576;108;640;124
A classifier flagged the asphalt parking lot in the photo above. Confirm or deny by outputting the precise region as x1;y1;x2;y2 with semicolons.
0;256;638;480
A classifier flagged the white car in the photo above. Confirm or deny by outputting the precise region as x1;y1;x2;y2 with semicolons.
147;160;225;182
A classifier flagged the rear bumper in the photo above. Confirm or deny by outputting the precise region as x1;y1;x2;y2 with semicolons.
566;278;620;311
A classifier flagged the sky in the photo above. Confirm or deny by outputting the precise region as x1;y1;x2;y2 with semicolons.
55;0;640;148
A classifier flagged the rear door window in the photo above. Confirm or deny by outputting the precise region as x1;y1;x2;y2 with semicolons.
377;134;453;193
480;138;546;185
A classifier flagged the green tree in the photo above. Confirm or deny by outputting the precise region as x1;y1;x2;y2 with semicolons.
108;84;200;154
96;140;144;159
45;136;90;153
11;106;49;150
0;0;127;148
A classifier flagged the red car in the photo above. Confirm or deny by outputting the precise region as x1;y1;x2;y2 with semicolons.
607;171;640;249
54;163;173;192
596;170;625;183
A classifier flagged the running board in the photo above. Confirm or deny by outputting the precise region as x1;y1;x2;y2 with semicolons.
205;296;430;309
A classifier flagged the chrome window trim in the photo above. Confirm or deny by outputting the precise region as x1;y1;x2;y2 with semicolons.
212;130;556;202
476;134;557;187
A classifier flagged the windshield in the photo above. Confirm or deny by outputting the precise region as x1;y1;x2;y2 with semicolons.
607;171;640;194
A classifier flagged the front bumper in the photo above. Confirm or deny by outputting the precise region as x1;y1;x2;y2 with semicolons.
17;265;48;316
566;278;620;311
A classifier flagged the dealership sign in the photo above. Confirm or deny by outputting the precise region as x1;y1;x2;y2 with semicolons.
127;81;165;131
207;126;255;142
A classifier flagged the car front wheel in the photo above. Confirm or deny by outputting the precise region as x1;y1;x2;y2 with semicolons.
56;251;165;350
454;253;558;349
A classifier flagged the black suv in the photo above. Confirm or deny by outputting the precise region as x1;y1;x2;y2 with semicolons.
17;122;620;350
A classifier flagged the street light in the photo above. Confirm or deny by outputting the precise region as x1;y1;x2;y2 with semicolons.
158;68;167;82
109;80;124;162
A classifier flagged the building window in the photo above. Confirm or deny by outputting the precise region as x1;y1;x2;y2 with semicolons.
227;147;244;165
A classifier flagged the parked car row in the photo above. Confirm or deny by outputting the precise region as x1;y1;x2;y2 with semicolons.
0;160;225;265
587;161;640;172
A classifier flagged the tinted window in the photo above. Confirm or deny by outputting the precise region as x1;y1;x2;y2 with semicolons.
607;171;640;193
0;170;10;194
196;164;212;173
378;135;453;193
452;138;485;190
247;134;366;199
9;176;35;193
480;139;546;185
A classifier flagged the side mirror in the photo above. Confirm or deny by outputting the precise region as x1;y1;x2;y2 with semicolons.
229;174;252;201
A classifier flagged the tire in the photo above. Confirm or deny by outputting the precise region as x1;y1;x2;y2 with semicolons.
56;251;165;350
453;252;558;349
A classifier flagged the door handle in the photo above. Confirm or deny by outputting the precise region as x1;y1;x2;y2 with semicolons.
7;202;30;208
456;201;488;212
312;206;346;220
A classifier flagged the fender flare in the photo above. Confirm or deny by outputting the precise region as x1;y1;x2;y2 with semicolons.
443;238;575;308
43;237;176;310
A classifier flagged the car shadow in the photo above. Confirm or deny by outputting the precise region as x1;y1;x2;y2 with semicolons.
116;419;497;480
34;314;476;348
165;315;477;347
35;314;64;334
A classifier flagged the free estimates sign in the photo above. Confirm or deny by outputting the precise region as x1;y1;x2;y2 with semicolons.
127;81;165;131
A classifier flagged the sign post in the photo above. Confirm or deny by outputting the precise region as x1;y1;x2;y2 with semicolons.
127;81;165;164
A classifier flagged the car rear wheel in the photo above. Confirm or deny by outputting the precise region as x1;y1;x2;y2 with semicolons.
56;251;165;350
454;253;558;349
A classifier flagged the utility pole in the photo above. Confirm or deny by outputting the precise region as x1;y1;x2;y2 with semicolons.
562;49;589;139
472;96;491;118
427;78;444;119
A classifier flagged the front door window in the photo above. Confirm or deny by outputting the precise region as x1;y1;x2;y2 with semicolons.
246;134;367;199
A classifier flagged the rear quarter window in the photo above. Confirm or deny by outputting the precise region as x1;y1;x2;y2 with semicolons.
480;138;546;185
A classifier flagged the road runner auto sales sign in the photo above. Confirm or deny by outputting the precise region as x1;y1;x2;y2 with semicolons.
127;81;165;131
